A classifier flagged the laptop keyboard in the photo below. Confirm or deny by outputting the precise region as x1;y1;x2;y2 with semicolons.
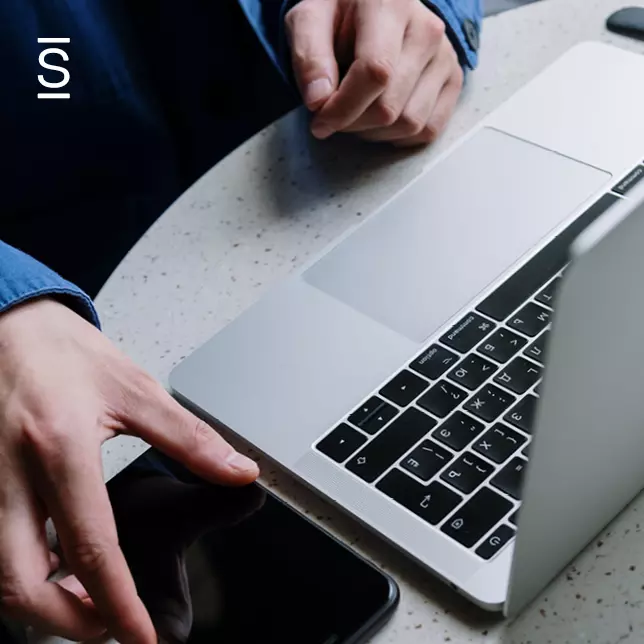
315;169;642;561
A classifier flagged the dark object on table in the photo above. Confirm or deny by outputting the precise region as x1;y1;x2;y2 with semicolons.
606;7;644;41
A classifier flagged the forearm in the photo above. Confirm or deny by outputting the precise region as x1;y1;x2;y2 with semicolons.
0;240;99;327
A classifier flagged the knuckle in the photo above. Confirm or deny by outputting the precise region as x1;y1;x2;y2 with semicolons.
188;419;216;452
419;123;441;145
284;6;299;33
374;97;399;127
125;367;162;404
360;57;394;87
22;413;75;458
399;110;425;136
424;14;446;40
285;1;312;34
68;537;116;574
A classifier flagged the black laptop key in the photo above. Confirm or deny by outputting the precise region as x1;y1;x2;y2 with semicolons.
380;370;429;407
477;328;527;363
476;524;516;560
504;395;539;434
477;194;618;321
491;457;528;499
348;397;397;434
377;471;462;525
494;357;543;395
401;440;453;481
361;403;398;435
410;344;459;380
440;313;496;354
464;384;516;423
441;487;513;548
447;354;497;391
509;510;519;526
524;331;549;364
473;424;526;464
316;424;368;463
508;302;551;337
522;442;531;458
417;380;468;418
348;397;385;427
440;452;494;494
431;412;485;451
535;278;560;308
346;408;436;483
613;165;644;196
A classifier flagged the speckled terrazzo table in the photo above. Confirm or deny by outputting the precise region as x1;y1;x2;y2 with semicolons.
43;1;644;643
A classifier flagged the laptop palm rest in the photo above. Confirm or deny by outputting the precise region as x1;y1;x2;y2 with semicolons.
304;128;609;344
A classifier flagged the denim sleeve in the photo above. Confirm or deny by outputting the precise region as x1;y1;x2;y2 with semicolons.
0;241;100;327
421;0;483;70
238;0;483;79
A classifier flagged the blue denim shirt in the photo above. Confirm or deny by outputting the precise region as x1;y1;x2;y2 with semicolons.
0;0;481;327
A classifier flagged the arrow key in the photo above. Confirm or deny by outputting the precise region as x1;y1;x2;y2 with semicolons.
316;424;368;463
380;370;429;407
377;470;462;525
362;402;398;435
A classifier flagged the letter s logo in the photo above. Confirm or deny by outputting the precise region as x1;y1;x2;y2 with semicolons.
37;38;71;99
38;48;70;88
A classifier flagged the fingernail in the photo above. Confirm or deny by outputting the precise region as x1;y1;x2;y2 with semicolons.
305;78;332;108
226;451;259;474
311;122;334;139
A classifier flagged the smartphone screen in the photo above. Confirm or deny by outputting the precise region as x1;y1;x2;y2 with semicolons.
106;449;398;644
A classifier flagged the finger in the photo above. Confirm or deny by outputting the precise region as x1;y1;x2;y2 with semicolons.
0;483;105;640
285;0;340;110
122;377;259;486
342;14;445;133
359;39;460;143
394;68;463;148
35;434;156;644
357;62;450;142
48;551;61;574
311;1;407;138
58;574;92;602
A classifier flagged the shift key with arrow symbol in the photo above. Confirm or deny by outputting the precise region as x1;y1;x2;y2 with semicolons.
346;408;436;482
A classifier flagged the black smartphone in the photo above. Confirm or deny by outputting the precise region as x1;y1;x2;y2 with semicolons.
106;449;399;644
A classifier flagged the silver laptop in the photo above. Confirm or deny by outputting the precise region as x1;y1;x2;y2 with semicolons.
170;42;644;616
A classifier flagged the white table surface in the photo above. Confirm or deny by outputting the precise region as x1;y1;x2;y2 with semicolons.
81;1;644;642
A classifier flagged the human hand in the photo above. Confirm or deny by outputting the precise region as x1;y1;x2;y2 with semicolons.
286;0;464;147
0;299;259;643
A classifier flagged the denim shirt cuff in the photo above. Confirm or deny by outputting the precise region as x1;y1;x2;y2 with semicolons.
0;241;100;328
421;0;480;70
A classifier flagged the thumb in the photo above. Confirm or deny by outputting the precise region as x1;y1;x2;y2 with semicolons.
285;0;339;110
123;379;259;486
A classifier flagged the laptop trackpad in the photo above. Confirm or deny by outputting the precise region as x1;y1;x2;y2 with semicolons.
304;128;609;343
